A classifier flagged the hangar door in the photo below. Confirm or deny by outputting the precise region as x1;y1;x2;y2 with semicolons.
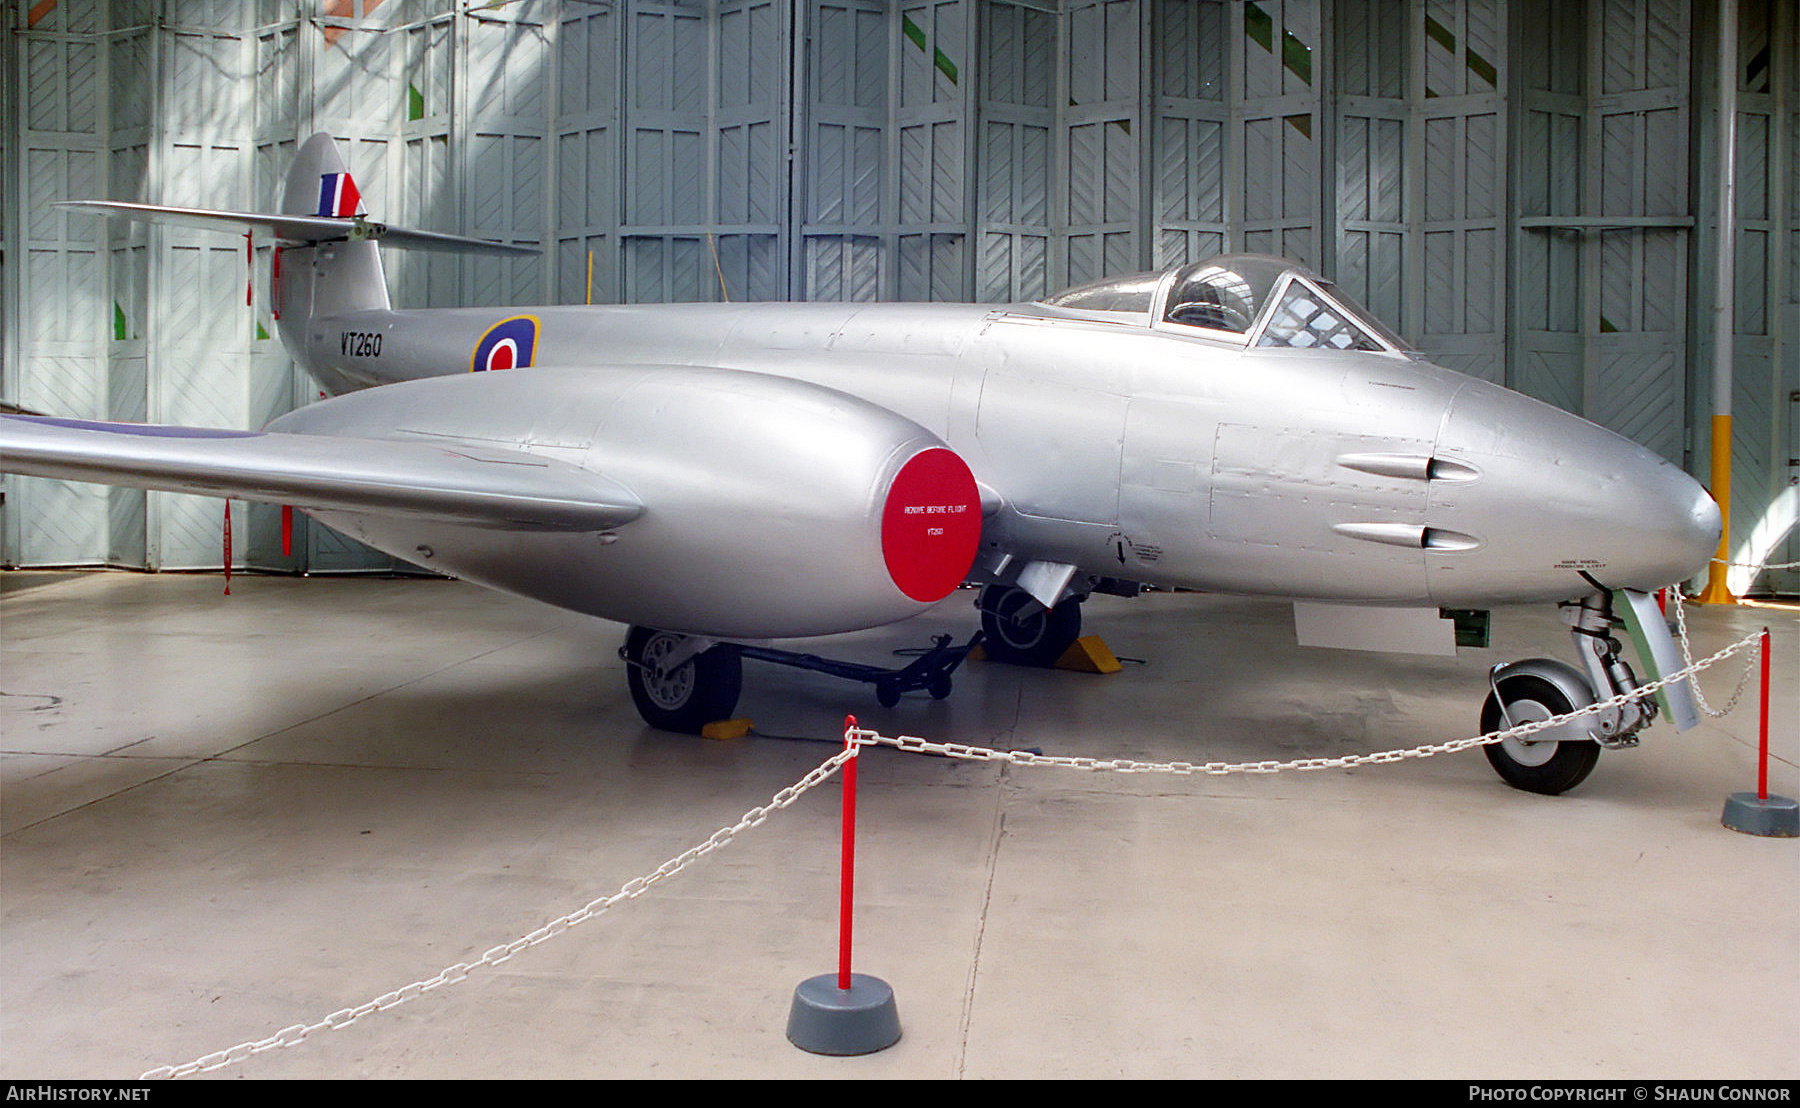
1514;0;1692;468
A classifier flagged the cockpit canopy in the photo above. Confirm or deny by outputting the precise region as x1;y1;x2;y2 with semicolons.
1040;253;1410;354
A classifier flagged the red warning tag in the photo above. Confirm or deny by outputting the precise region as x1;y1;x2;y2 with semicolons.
881;448;981;603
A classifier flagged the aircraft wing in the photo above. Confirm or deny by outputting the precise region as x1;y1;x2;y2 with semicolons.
0;415;641;532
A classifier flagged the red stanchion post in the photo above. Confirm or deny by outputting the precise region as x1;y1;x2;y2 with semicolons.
222;500;233;596
839;714;858;990
1759;628;1770;802
1722;624;1797;836
785;714;901;1054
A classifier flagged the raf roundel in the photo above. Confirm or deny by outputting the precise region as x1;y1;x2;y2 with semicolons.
880;447;982;603
471;316;539;373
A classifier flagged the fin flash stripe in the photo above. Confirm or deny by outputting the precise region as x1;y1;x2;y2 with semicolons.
317;172;363;218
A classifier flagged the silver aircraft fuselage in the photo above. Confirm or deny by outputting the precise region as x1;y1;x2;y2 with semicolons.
285;291;1719;619
8;138;1724;776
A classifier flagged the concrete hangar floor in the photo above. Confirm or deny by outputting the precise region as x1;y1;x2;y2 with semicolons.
1;569;1795;1080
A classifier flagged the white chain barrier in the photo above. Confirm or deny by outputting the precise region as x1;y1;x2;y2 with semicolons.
143;599;1767;1079
855;609;1764;778
1714;557;1800;571
143;743;858;1080
1672;594;1762;718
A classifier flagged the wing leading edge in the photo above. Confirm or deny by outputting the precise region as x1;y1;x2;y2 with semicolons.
0;415;642;533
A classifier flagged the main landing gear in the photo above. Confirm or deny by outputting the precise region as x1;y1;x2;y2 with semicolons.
1479;590;1658;795
976;583;1084;667
622;627;743;734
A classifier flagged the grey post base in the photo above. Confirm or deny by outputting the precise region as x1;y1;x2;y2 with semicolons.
786;973;902;1056
1722;792;1800;837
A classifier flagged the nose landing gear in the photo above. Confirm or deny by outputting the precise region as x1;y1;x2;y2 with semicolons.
1480;590;1664;795
1481;672;1604;795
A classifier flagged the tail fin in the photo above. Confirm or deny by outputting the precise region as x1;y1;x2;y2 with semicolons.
285;132;367;219
280;133;388;319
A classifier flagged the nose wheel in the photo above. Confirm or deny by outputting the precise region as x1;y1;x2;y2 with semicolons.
1480;673;1602;795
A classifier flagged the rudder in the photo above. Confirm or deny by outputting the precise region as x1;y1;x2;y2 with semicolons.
277;133;390;326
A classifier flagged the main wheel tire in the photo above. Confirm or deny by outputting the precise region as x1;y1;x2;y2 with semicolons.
1479;674;1602;795
978;584;1082;668
624;627;742;734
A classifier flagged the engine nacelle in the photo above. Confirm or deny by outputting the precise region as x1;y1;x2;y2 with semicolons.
273;364;982;638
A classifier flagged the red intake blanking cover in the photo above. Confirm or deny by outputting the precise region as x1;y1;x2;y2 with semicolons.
881;447;982;603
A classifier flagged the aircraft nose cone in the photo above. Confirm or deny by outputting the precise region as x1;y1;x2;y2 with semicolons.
1644;463;1721;584
1572;426;1722;590
1431;383;1723;603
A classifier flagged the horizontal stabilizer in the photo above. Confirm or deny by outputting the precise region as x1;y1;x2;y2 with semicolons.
57;200;538;257
0;415;640;532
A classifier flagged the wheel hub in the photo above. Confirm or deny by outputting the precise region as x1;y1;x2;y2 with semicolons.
992;595;1047;650
640;634;695;710
1497;697;1559;767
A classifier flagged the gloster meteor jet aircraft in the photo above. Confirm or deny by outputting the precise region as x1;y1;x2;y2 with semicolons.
0;134;1721;795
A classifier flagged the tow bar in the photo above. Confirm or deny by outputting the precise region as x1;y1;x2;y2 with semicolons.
736;633;983;708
